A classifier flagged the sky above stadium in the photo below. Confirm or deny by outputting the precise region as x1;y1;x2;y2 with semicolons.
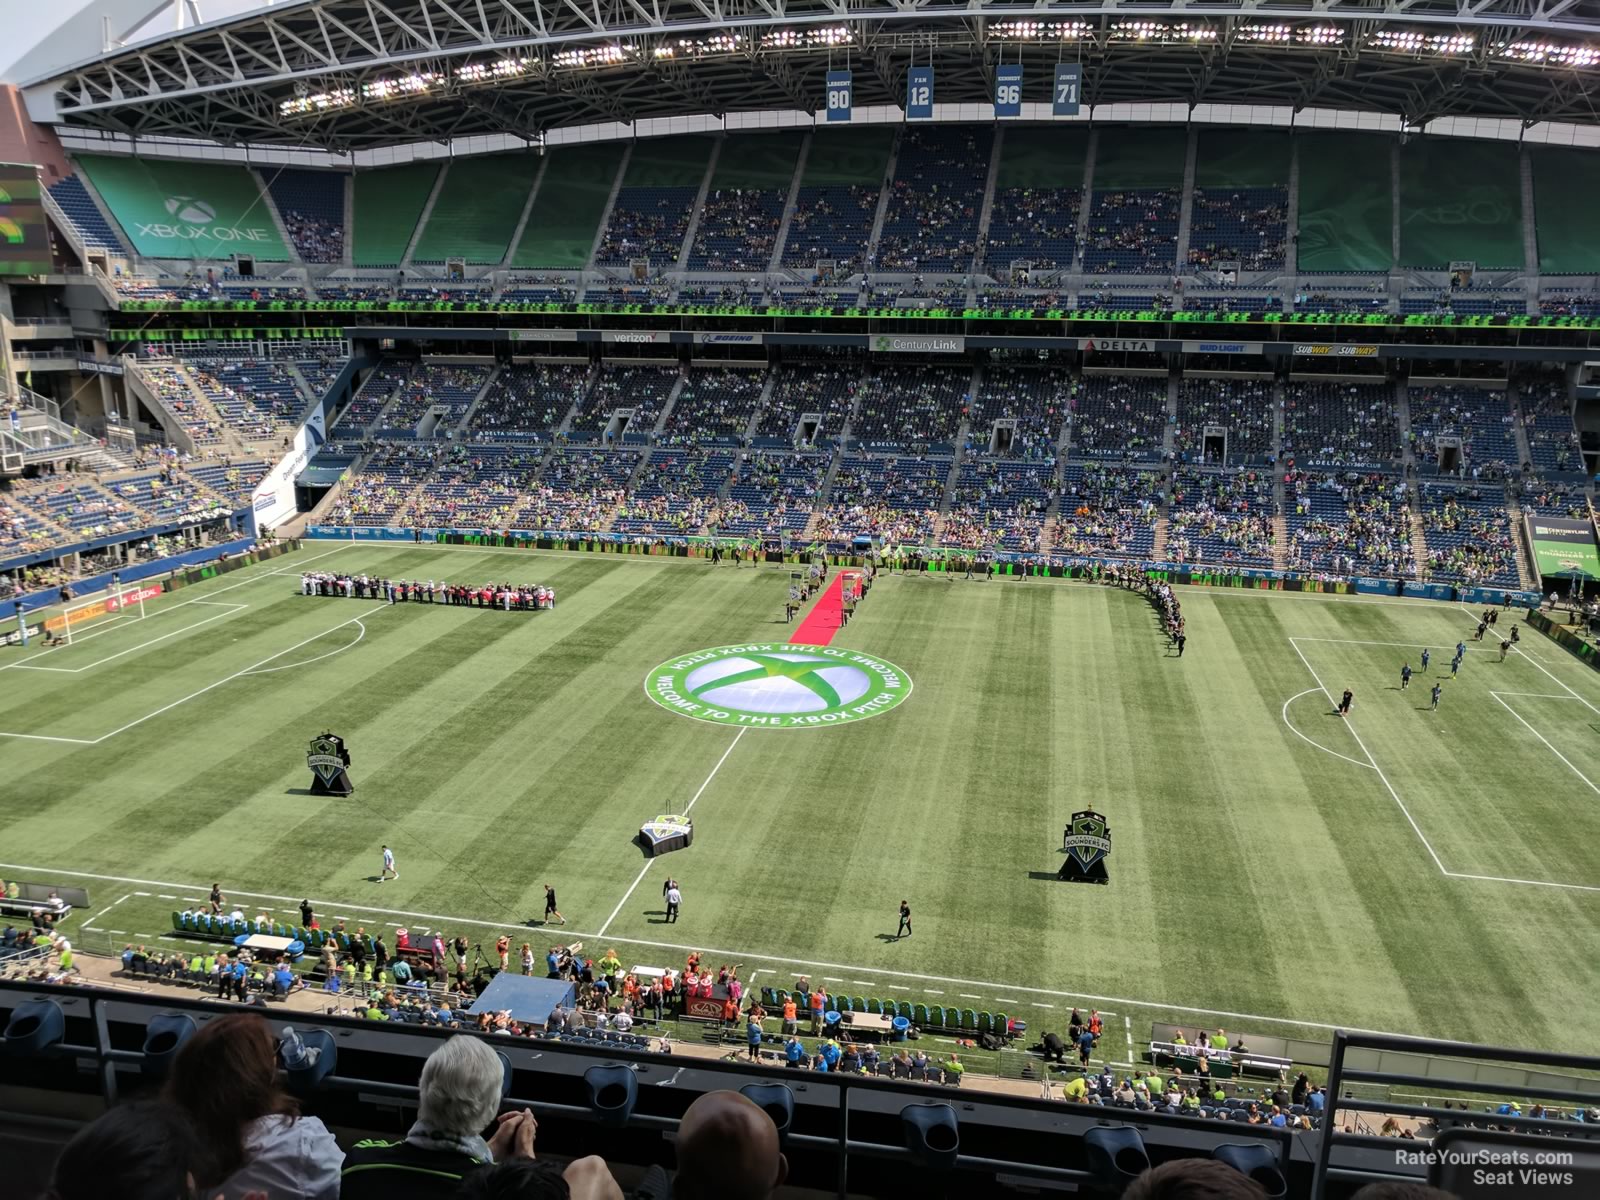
3;0;274;85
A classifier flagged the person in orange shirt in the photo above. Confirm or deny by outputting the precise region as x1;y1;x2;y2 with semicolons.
495;935;510;970
1089;1010;1103;1037
810;987;827;1035
782;994;799;1035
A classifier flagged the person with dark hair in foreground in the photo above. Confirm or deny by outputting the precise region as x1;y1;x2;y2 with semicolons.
671;1090;787;1200
45;1101;201;1200
163;1012;343;1200
1123;1159;1268;1200
449;1157;622;1200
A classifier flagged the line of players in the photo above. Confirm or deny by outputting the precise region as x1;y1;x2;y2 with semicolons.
300;572;556;610
1336;610;1523;718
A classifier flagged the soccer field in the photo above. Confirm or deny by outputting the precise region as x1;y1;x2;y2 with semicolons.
3;540;1597;1059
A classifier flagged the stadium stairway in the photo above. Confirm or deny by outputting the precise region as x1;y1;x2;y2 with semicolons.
970;129;1005;278
500;158;548;269
767;132;811;271
583;144;633;274
1408;505;1431;578
1174;129;1199;267
1506;383;1536;471
453;365;503;434
1163;372;1180;459
1394;381;1419;474
1503;487;1539;590
250;167;301;265
674;140;722;270
400;163;450;268
1270;512;1289;570
863;130;901;271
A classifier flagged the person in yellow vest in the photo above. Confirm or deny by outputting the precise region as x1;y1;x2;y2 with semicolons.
1062;1074;1090;1102
1209;1028;1229;1052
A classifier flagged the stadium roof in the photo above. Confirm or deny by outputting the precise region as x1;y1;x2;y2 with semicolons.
20;0;1600;151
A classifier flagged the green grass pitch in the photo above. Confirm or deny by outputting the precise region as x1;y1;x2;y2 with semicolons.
2;540;1596;1061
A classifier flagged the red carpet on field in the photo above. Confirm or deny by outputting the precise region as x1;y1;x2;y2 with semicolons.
792;573;844;646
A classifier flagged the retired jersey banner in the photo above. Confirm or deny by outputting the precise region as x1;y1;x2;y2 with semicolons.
825;71;853;122
1525;515;1600;581
994;65;1024;118
1052;64;1083;116
906;67;934;120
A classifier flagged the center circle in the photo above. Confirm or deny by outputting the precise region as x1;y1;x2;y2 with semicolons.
644;643;913;729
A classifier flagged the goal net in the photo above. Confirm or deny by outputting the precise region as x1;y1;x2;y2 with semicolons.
37;585;152;646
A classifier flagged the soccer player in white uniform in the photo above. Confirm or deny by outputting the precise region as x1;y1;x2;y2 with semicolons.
380;845;397;882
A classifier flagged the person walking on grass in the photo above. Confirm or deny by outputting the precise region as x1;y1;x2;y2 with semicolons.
1431;682;1443;711
896;900;912;939
1337;688;1353;717
1421;647;1431;673
1500;638;1511;662
543;884;565;925
665;882;682;923
1400;662;1412;690
379;845;397;882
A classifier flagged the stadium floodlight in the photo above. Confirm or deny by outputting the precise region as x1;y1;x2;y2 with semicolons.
1499;40;1600;67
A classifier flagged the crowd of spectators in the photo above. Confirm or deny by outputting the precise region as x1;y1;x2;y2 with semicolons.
781;185;879;273
720;452;826;538
688;187;784;270
1070;376;1168;460
283;207;344;262
330;443;446;525
1166;469;1276;568
1051;465;1162;557
757;364;858;445
612;448;737;535
1082;190;1180;274
1281;382;1401;469
1419;484;1521;587
596;186;700;265
1517;377;1584;474
519;448;638;531
983;186;1081;272
874;126;991;271
1187;188;1288;272
943;460;1054;552
372;365;491;438
409;445;543;529
814;455;943;544
659;369;767;446
849;366;968;449
1286;470;1416;579
967;364;1069;462
1408;384;1519;479
1173;378;1273;464
467;363;587;438
568;366;678;440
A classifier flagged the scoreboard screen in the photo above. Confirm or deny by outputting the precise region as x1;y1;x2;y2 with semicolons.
0;164;52;276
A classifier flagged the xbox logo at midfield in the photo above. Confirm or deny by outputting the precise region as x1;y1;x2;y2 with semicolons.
645;644;912;729
165;196;216;224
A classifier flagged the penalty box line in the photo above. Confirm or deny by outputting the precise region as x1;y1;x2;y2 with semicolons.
15;857;1491;1041
1288;637;1600;894
0;603;392;747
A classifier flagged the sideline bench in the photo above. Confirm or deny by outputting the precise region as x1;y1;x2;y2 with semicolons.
0;881;90;918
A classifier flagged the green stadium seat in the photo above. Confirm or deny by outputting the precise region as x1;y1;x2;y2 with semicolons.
978;1012;992;1034
963;1009;978;1030
914;1004;929;1026
928;1006;944;1028
171;911;182;931
897;1001;913;1020
995;1013;1009;1036
852;997;865;1013
867;999;881;1014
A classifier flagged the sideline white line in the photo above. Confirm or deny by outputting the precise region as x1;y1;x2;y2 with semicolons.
1444;870;1600;893
594;727;749;939
1280;688;1376;771
1489;692;1600;797
1492;692;1581;701
1288;637;1450;876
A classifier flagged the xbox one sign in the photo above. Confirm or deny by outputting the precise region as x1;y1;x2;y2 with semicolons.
166;196;216;224
645;644;912;729
133;195;275;246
